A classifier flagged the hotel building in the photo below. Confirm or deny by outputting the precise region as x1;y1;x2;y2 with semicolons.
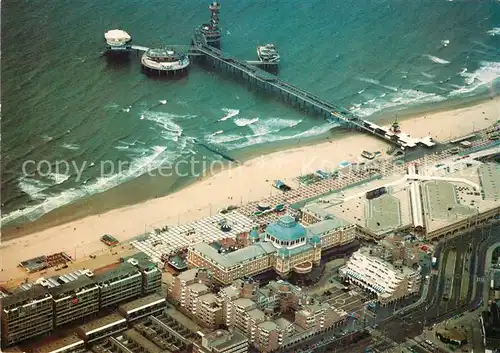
187;215;355;285
340;247;421;305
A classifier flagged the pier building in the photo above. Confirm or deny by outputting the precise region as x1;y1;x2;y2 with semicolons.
199;2;222;48
104;29;132;53
141;48;190;75
186;214;355;285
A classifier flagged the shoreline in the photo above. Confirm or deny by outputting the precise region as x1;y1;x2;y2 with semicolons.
0;95;499;274
2;94;499;241
2;93;498;238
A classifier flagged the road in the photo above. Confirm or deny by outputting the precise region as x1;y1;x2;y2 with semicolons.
290;222;499;353
377;222;500;345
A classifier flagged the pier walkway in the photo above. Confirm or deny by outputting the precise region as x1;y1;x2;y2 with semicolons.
190;33;419;149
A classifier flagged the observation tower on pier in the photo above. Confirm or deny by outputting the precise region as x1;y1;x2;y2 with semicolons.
199;2;221;48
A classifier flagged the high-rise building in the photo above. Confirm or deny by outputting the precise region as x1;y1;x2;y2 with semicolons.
1;285;53;346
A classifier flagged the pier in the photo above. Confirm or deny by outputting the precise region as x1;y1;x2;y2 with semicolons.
107;2;436;151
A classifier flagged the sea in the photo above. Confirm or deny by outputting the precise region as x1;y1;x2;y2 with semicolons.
2;0;500;230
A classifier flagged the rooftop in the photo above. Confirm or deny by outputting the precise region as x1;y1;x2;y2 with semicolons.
118;293;165;313
422;180;478;231
258;321;279;331
306;217;351;237
478;163;500;201
92;262;140;284
47;276;97;298
265;215;307;242
191;241;276;269
33;334;83;353
122;329;164;353
1;284;50;309
77;313;126;334
188;283;209;293
365;194;402;233
202;329;248;351
248;308;266;321
232;297;256;310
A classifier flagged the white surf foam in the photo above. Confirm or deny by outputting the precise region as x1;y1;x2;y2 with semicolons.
228;122;337;150
452;61;500;96
351;89;446;117
141;111;184;141
61;143;80;151
486;28;500;36
49;173;70;185
425;55;450;64
248;118;302;137
2;142;181;226
219;108;240;121
357;77;398;92
421;72;435;78
18;178;50;200
234;117;259;127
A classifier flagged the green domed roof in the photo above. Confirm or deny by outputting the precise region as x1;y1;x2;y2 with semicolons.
265;215;306;242
279;247;290;258
249;228;260;239
310;234;321;244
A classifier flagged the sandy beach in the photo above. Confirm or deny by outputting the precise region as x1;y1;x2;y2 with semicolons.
1;96;499;281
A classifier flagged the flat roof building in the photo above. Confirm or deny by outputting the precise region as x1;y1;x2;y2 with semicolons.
75;313;127;343
32;334;86;353
93;262;142;308
193;329;249;353
48;276;100;327
1;285;54;347
118;293;166;322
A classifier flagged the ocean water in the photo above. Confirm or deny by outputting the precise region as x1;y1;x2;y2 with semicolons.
2;0;500;228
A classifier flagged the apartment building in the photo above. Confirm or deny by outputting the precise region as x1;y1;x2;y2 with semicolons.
193;329;249;353
340;247;422;305
48;276;100;327
1;285;54;347
124;255;162;295
93;263;142;308
196;293;223;328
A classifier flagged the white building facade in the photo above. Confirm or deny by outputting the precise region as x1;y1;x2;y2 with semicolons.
339;248;421;305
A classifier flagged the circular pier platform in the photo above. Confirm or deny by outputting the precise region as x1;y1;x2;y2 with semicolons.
104;29;132;53
141;48;190;76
